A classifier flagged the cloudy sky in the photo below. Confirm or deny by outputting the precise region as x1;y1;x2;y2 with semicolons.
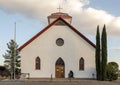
0;0;120;68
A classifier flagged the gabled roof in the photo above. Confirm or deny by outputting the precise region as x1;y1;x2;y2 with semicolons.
18;17;96;51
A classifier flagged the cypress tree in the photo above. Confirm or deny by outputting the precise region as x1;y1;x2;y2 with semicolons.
95;25;101;80
101;25;107;80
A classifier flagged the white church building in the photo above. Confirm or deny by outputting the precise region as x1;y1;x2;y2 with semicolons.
19;12;96;79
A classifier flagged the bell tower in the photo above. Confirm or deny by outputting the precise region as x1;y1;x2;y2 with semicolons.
48;12;72;24
47;6;72;24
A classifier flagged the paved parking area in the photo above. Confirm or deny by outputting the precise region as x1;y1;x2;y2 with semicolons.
0;80;120;85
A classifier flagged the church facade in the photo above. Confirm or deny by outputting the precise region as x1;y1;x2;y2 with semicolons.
19;12;96;79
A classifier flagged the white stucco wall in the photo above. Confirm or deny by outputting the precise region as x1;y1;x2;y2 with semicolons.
20;24;96;78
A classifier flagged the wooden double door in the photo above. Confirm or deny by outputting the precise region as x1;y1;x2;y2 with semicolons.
55;65;65;78
55;57;65;78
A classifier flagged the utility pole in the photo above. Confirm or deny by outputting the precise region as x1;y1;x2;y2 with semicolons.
13;22;16;79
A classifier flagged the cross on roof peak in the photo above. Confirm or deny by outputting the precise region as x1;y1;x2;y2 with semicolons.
57;5;62;12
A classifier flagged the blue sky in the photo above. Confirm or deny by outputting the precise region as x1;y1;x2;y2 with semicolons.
88;0;120;16
0;0;120;68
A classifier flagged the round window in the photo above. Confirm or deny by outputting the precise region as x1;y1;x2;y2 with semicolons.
56;38;64;46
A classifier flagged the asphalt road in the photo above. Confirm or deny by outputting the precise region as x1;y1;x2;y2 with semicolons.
0;80;120;85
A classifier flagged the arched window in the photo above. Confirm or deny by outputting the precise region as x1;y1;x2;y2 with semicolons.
56;57;65;66
79;57;84;70
35;57;40;70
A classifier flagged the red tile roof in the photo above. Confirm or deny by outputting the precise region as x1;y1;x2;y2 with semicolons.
18;17;95;51
48;12;72;19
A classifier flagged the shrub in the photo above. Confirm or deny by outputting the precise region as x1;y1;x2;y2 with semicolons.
106;62;119;81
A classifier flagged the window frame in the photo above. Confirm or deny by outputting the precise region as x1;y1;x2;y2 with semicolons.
56;38;64;46
79;57;84;71
35;57;41;70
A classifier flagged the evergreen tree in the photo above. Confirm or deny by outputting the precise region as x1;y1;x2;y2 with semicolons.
101;25;107;80
3;40;21;79
95;25;101;80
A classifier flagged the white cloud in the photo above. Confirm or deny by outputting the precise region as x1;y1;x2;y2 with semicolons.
110;47;120;51
0;0;120;36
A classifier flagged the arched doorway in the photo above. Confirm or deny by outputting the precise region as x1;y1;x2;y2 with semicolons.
55;57;65;78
